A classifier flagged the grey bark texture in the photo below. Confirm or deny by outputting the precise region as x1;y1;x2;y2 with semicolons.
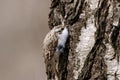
43;0;120;80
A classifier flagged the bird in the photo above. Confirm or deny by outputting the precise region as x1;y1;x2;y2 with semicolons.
43;25;64;60
43;25;64;80
43;25;69;80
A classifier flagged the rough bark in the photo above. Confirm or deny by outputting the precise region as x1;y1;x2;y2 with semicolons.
43;0;120;80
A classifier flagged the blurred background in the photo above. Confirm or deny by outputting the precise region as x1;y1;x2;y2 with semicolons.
0;0;50;80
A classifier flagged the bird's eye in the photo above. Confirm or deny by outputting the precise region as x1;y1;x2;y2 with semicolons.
61;28;64;31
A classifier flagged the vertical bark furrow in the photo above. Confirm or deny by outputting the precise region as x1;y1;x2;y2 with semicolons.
78;41;107;80
78;0;110;79
111;25;120;50
49;0;64;29
104;1;120;80
67;21;84;80
51;0;60;9
67;0;85;25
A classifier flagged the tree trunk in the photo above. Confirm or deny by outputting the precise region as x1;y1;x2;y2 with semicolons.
43;0;120;80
